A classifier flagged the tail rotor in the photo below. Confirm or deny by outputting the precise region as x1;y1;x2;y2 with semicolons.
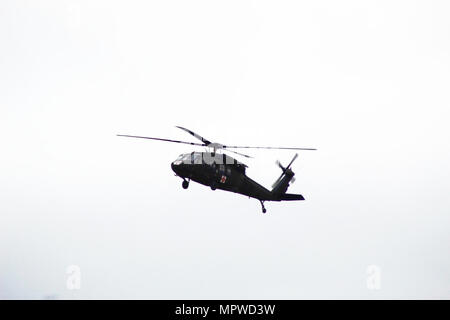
272;153;298;189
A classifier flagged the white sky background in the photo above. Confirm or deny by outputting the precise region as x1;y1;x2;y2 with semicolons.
1;0;449;299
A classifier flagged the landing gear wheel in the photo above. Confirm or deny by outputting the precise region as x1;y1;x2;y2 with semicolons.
182;180;189;189
210;183;216;191
260;200;267;214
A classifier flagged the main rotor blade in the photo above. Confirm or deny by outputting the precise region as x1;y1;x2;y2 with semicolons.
175;126;212;145
224;149;253;158
117;134;206;147
223;145;317;151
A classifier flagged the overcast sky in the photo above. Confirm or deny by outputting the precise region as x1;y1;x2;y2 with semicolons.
1;0;450;299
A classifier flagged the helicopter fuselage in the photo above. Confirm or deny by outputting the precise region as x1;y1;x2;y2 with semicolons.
171;151;301;202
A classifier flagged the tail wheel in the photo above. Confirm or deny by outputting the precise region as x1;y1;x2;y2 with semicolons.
260;200;267;214
182;180;189;189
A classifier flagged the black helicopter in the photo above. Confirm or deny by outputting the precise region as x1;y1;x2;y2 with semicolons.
118;126;316;213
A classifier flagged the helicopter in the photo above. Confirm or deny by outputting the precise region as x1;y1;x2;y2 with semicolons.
117;126;316;213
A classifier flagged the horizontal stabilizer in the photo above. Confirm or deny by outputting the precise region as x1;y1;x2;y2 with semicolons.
280;193;305;201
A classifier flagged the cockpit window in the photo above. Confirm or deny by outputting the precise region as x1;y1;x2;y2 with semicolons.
193;153;202;164
175;154;192;163
181;154;192;163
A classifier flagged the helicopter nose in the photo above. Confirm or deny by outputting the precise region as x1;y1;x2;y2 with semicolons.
171;161;178;172
171;160;183;175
